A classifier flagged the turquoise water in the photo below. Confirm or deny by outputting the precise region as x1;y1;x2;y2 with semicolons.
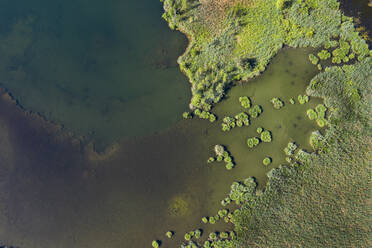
0;0;190;146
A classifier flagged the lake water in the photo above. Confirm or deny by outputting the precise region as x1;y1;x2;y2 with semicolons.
0;0;370;248
0;0;190;148
0;47;321;248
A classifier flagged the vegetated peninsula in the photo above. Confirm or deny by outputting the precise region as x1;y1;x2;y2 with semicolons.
160;0;371;247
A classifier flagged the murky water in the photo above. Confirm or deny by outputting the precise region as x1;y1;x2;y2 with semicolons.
0;48;321;248
0;0;190;147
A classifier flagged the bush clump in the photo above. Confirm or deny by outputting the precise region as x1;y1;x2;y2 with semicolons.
263;157;272;166
166;231;173;238
309;54;319;65
289;98;295;104
307;104;328;127
201;217;208;224
256;127;263;133
270;97;284;109
247;137;260;148
284;142;298;156
182;111;192;119
211;145;235;170
221;116;236;131
239;96;251;109
306;109;317;120
318;50;331;60
235;112;250;127
261;130;272;142
298;94;309;104
152;240;160;248
248;105;263;118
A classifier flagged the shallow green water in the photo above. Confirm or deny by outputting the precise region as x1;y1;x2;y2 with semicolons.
0;47;322;248
0;0;190;146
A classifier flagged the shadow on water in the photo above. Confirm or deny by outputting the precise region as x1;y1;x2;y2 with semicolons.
0;47;322;248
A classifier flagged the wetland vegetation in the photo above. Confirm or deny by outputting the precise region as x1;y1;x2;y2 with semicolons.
160;0;372;247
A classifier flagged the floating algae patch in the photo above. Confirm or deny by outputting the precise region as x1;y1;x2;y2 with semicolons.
168;195;191;217
0;0;190;146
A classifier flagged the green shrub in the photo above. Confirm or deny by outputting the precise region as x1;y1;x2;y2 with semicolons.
248;105;263;118
235;112;250;126
221;116;236;131
166;231;173;238
201;217;208;223
247;137;260;148
263;157;272;166
315;104;327;118
194;229;202;239
182;112;192;119
152;240;160;248
316;118;327;127
209;114;216;122
270;97;284;109
209;232;217;240
256;127;263;133
289;98;295;104
224;156;232;163
207;157;215;163
298;94;309;104
261;130;272;142
318;50;331;60
216;155;223;162
226;162;235;170
306;109;318;120
219;232;229;239
309;54;319;65
184;233;191;241
284;142;298;156
209;216;216;224
239;96;251;109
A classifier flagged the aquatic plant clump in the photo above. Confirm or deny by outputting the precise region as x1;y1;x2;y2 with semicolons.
234;112;250;127
309;54;319;65
298;94;309;104
182;112;192;119
166;231;173;238
212;145;236;170
247;137;260;148
226;178;257;205
260;130;272;143
152;240;160;248
214;145;225;156
263;157;272;166
270;97;284;109
317;50;331;60
239;96;251;109
248;105;263;118
306;109;317;120
201;217;208;224
221;116;236;131
284;142;298;156
307;104;328;127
